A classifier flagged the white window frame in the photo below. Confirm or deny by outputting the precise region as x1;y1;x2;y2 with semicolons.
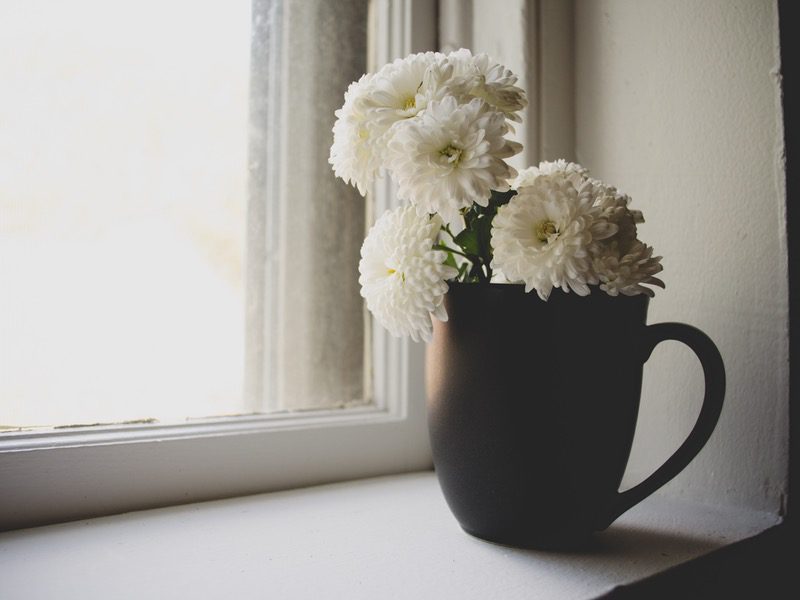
0;0;438;532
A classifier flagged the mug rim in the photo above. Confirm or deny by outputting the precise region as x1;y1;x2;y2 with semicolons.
444;281;650;309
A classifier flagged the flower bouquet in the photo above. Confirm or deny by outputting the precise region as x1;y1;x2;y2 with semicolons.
329;49;664;343
328;50;725;550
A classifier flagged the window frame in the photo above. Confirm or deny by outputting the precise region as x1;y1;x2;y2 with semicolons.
0;0;438;532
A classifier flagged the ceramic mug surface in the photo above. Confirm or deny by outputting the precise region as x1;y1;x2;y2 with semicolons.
425;283;725;549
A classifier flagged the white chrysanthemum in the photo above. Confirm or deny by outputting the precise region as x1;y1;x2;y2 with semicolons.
491;178;617;300
330;50;526;198
365;51;451;136
330;53;454;195
359;204;458;342
387;96;522;224
512;159;590;190
593;241;665;297
328;73;382;195
447;48;527;122
592;183;644;251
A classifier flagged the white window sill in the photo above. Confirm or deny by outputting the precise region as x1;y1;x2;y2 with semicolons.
0;471;781;599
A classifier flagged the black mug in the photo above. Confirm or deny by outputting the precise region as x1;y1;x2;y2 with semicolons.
425;283;725;549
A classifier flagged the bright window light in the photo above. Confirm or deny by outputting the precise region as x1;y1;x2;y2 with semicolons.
0;1;251;427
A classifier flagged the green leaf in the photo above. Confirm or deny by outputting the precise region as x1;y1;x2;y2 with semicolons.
461;206;476;229
456;262;469;281
490;188;517;207
454;228;479;257
474;214;494;258
467;260;485;282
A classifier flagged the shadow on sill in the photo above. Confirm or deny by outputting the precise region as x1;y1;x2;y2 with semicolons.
598;521;797;599
592;522;719;558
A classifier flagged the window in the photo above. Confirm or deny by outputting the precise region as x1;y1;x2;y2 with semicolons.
0;0;437;531
1;0;251;428
1;1;371;428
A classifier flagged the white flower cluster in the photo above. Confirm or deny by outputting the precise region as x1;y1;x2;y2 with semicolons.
492;161;665;300
332;50;665;342
333;50;526;340
358;205;458;342
329;49;525;222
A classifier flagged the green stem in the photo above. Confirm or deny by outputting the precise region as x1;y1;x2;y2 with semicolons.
433;243;470;261
440;224;458;242
433;243;488;284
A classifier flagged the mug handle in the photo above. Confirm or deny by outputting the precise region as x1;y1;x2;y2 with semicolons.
596;322;725;530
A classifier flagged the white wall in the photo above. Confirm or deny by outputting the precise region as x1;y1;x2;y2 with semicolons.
575;0;788;513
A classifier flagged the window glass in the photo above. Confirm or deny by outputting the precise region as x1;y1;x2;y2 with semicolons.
0;0;369;429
